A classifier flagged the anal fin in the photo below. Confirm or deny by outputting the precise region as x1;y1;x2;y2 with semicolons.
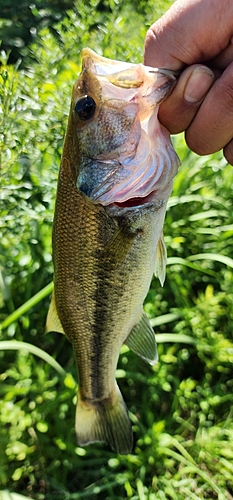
125;311;158;365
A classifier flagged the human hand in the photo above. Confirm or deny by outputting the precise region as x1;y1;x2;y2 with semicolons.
144;0;233;164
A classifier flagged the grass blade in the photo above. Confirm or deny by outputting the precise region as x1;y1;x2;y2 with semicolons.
0;282;54;331
136;479;146;500
188;209;228;221
155;333;196;345
0;492;33;500
0;340;66;377
162;448;223;497
167;257;216;276
150;312;181;327
188;253;233;268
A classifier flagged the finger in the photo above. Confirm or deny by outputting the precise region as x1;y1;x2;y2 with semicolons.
158;65;215;134
210;39;233;70
185;62;233;156
144;0;233;69
223;140;233;165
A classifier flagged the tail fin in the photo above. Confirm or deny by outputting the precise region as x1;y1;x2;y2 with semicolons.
75;383;133;454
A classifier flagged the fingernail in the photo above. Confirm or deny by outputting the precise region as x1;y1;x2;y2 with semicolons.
184;67;215;103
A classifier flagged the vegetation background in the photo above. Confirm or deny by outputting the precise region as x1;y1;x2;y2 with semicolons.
1;0;233;498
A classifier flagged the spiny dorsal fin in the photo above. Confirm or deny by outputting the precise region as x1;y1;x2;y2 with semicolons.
125;311;158;365
46;290;65;335
154;231;167;287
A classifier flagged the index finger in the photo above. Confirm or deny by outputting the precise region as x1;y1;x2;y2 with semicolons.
144;0;233;69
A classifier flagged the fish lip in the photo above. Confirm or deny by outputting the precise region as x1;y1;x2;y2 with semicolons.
148;68;181;79
112;190;157;209
105;194;166;217
81;47;179;86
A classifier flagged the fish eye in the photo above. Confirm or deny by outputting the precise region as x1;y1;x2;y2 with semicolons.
74;95;96;121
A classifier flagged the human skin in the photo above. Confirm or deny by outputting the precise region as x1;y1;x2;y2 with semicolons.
144;0;233;164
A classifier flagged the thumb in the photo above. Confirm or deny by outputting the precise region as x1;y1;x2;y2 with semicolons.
156;65;215;135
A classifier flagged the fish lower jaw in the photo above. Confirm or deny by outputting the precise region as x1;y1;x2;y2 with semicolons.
112;189;161;208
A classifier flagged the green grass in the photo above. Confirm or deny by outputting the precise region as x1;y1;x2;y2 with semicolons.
1;1;233;499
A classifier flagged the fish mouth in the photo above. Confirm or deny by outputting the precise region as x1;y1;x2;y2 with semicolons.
81;47;178;82
89;123;179;209
113;191;156;208
78;49;180;209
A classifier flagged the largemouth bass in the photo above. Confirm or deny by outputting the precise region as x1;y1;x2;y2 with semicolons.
46;48;180;454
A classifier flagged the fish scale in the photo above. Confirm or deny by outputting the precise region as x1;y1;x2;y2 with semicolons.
53;168;128;396
46;48;180;454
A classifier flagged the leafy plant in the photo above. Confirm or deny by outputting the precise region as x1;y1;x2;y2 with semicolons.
1;1;233;499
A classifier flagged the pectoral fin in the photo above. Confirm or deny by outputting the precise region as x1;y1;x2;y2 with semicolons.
125;311;158;365
154;231;167;286
46;291;65;335
104;226;136;266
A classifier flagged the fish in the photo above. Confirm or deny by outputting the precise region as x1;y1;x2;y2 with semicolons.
46;48;180;454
